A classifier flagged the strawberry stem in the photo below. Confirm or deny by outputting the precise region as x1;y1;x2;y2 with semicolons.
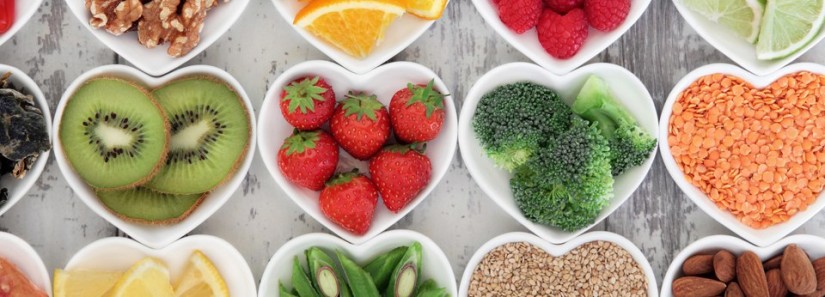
342;92;384;121
283;76;328;114
406;79;446;118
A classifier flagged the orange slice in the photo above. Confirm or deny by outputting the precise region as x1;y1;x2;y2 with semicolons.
404;0;447;19
294;0;406;58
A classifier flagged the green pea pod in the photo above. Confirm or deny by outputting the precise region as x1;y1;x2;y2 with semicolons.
386;242;423;297
280;281;300;297
363;246;408;291
306;247;351;297
336;250;380;297
292;257;321;297
415;280;449;297
416;279;438;292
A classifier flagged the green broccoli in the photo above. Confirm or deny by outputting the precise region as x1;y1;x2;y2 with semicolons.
472;82;572;172
511;116;613;231
572;75;657;176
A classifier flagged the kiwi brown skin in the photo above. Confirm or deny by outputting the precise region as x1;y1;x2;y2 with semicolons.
104;192;209;225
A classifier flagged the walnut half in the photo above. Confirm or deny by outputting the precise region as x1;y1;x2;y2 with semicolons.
88;0;143;36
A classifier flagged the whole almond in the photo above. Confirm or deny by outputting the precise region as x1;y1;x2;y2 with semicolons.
798;289;825;297
764;255;783;270
766;269;788;297
782;244;817;294
684;254;715;276
738;251;769;297
715;250;737;283
672;276;726;297
726;282;744;297
813;257;825;290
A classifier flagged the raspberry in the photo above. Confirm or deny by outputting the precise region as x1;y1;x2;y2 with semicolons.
584;0;630;32
537;9;588;59
498;0;543;34
544;0;583;14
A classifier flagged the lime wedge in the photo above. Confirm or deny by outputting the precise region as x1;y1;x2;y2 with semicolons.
683;0;765;43
757;0;825;60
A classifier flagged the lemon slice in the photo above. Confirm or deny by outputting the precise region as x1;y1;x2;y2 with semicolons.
173;251;229;297
107;258;175;297
404;0;447;19
53;269;123;297
682;0;764;43
756;0;825;60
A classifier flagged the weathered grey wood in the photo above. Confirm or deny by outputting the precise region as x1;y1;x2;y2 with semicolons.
2;0;825;289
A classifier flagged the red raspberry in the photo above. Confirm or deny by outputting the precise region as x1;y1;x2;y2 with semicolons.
537;9;589;59
497;0;543;34
584;0;630;32
544;0;583;14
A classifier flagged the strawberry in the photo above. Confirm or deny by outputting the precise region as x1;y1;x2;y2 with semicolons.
584;0;630;32
544;0;583;14
330;92;390;160
369;144;432;213
390;80;446;143
280;76;336;130
537;8;589;59
277;130;339;191
319;170;379;235
497;0;543;34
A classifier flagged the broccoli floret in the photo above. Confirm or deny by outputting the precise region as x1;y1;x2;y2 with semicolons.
472;82;572;172
572;75;657;176
511;116;613;231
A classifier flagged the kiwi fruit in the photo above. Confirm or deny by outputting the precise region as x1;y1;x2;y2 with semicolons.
145;76;251;195
59;78;170;190
96;187;206;224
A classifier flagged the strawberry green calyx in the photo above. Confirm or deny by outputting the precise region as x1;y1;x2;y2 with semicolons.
406;80;445;118
283;130;320;155
384;143;427;154
342;92;384;121
284;76;328;114
326;169;362;186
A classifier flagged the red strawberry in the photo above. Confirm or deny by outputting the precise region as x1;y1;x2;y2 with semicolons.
280;76;336;130
320;170;379;235
544;0;583;14
584;0;630;32
277;130;339;191
369;144;432;213
537;9;589;59
497;0;543;34
390;80;446;143
330;92;390;160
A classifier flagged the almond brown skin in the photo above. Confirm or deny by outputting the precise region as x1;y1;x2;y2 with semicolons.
797;289;825;297
766;269;788;297
764;255;783;270
782;244;817;295
813;257;825;290
738;251;770;297
715;250;737;283
672;276;726;297
684;254;715;276
726;282;744;297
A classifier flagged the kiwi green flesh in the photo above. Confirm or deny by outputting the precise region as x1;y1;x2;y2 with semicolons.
96;187;205;224
146;77;250;195
59;78;169;189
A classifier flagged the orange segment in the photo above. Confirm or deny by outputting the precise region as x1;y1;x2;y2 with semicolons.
294;0;406;58
404;0;447;19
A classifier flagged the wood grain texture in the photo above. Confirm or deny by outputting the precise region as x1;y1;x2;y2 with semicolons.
1;0;825;288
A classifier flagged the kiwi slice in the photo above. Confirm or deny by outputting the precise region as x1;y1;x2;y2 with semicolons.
59;78;170;190
96;188;205;224
145;76;251;195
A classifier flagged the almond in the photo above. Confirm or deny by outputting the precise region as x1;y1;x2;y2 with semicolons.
715;250;737;283
764;255;783;270
798;289;825;297
672;276;726;297
684;254;715;276
782;244;817;294
725;282;744;297
766;269;788;297
813;257;825;290
738;251;769;297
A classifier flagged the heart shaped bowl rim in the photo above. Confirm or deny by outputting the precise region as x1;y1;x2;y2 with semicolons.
53;64;257;249
0;231;52;296
457;62;658;244
258;60;457;244
0;0;45;47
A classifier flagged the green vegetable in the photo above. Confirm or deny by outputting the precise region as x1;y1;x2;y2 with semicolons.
279;281;300;297
306;247;350;297
415;279;449;297
386;242;423;297
572;75;656;176
363;246;408;291
292;257;321;297
472;82;572;172
336;250;380;297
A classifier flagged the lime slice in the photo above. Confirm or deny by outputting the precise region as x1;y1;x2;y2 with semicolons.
757;0;825;60
682;0;764;43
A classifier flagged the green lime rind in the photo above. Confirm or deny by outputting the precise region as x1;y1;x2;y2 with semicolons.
683;0;765;43
757;0;825;60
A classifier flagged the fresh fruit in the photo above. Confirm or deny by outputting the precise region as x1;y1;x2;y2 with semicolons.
280;76;336;130
584;0;630;32
497;0;543;34
545;0;583;14
389;80;446;143
278;130;340;191
756;0;825;60
330;93;391;160
537;9;589;59
319;170;379;235
53;269;123;297
146;76;251;195
369;144;431;212
0;0;14;34
682;0;764;43
0;257;48;297
294;0;406;58
107;257;175;297
96;188;205;225
404;0;448;19
174;251;229;297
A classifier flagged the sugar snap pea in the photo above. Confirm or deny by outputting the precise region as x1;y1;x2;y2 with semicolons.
292;257;321;297
279;281;300;297
386;242;423;297
336;250;380;297
363;246;408;291
306;247;351;297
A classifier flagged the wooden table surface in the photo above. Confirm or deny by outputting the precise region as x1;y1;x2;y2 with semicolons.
3;0;825;290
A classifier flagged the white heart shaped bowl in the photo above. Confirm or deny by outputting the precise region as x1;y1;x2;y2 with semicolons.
0;232;51;296
458;62;658;244
660;63;825;247
258;60;457;244
271;0;446;74
660;234;825;296
64;234;256;296
472;0;651;75
458;231;658;296
53;64;257;249
0;0;44;47
258;229;457;297
672;0;825;76
65;0;250;76
0;64;52;218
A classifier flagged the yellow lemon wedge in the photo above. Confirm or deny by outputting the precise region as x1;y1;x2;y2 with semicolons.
53;269;123;297
173;251;229;297
404;0;447;19
106;257;174;297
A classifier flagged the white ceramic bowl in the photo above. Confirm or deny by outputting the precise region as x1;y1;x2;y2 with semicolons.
672;0;825;76
660;234;825;296
0;232;51;296
472;0;651;75
271;0;445;74
53;64;257;249
0;64;51;217
65;0;249;76
458;231;658;296
64;234;256;296
258;229;457;297
258;60;457;244
660;63;825;247
458;62;658;244
0;0;44;47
